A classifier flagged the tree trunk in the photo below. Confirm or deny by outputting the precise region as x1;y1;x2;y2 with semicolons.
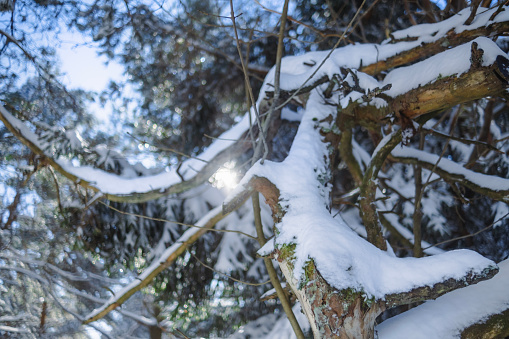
277;257;383;339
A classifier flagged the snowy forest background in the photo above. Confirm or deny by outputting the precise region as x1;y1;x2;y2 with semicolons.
1;0;509;338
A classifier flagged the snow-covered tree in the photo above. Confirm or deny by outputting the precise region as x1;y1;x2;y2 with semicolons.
2;1;509;338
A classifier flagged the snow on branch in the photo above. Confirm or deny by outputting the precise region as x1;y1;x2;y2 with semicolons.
340;38;509;129
227;32;506;332
261;7;509;100
362;6;509;75
83;205;228;324
0;326;31;334
0;104;251;202
392;146;509;202
2;10;508;204
377;259;509;339
232;87;498;318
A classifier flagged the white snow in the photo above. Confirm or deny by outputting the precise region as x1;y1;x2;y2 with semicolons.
84;206;222;321
377;259;509;339
392;146;509;194
235;89;495;300
2;6;507;331
391;7;509;42
0;104;251;195
382;37;507;98
2;8;506;197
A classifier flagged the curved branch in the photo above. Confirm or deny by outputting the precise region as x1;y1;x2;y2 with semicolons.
392;146;509;202
359;131;402;250
361;6;509;75
0;105;250;203
384;265;498;308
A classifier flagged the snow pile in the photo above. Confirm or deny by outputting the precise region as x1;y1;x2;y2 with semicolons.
377;259;509;339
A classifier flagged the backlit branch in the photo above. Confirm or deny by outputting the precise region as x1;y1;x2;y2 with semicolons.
392;147;509;202
83;205;229;324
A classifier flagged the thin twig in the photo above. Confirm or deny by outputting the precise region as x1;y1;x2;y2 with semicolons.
423;127;502;154
127;132;208;163
274;0;367;111
190;251;270;286
229;0;268;162
253;0;326;38
175;328;191;339
100;201;257;240
254;0;290;163
252;193;305;339
424;212;509;250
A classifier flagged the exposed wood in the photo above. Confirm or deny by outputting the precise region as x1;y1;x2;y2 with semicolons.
300;265;383;338
361;20;509;75
461;308;509;339
353;55;509;128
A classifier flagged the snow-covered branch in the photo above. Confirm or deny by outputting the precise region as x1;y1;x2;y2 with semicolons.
377;259;509;339
0;104;251;202
392;146;509;202
361;6;509;75
83;205;229;324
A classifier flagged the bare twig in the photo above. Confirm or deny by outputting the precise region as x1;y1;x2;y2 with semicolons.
83;205;230;324
229;0;268;162
255;0;290;163
190;251;270;286
100;201;257;240
424;212;509;250
274;0;367;111
127;132;208;163
252;193;305;339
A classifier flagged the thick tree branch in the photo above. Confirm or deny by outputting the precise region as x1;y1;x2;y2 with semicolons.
461;308;509;339
361;6;509;75
391;57;509;120
351;54;509;129
359;131;402;250
384;265;498;308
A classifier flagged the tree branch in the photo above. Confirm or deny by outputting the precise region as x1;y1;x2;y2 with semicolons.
0;104;250;203
359;131;402;250
392;147;509;202
83;205;230;324
361;6;509;75
384;265;499;308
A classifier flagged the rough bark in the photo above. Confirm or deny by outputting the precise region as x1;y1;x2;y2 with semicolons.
252;177;499;339
461;308;509;339
292;264;383;339
350;56;509;129
360;20;509;76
